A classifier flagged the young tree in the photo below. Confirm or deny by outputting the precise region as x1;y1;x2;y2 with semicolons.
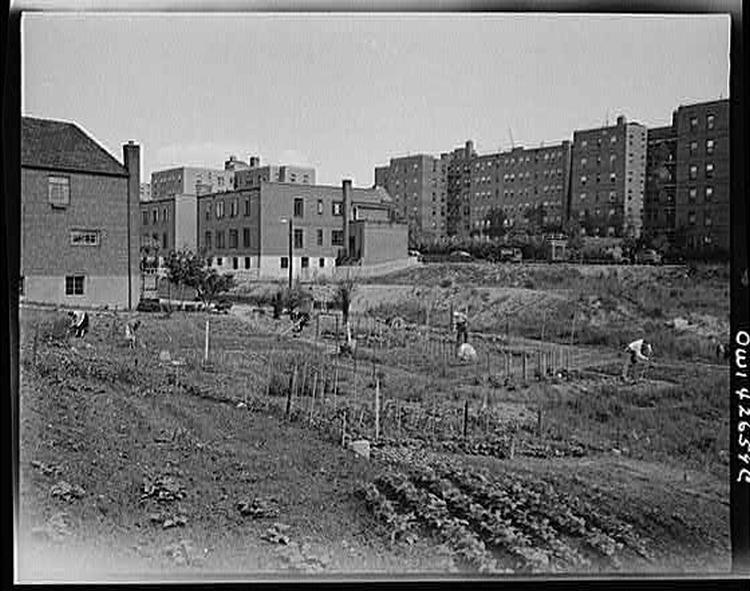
165;249;236;309
483;207;508;240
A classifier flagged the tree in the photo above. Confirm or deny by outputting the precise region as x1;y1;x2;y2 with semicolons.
483;207;507;240
564;218;584;254
165;249;236;309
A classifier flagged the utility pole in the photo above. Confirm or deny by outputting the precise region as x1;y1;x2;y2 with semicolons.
287;218;294;291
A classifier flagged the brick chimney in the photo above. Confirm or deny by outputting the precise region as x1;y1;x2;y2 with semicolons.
342;179;352;259
123;140;140;310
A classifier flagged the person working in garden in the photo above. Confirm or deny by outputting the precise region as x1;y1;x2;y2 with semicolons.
68;310;89;338
622;338;652;381
453;309;468;350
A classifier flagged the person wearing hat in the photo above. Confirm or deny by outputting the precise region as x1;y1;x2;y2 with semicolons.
622;338;652;381
68;310;89;338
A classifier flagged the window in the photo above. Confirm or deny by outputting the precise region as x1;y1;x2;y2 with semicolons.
689;165;697;180
706;139;715;155
316;229;323;246
161;208;168;222
688;211;696;225
332;201;343;216
690;141;698;156
317;199;324;215
610;173;616;183
64;275;85;295
48;176;70;208
142;211;149;226
707;114;715;130
331;230;344;246
581;140;588;148
280;257;289;269
319;258;325;268
230;199;238;218
294;198;304;218
152;209;158;224
609;191;616;202
580;175;587;185
205;231;212;249
231;257;238;269
580;158;587;167
690;116;698;130
216;257;223;267
705;215;713;227
705;186;714;201
160;233;167;249
205;204;212;220
216;200;225;218
244;199;251;216
243;228;251;247
301;257;309;269
293;228;303;249
70;230;100;246
244;257;251;269
229;229;238;249
609;154;616;167
706;163;714;179
689;188;697;201
216;231;225;249
610;135;617;144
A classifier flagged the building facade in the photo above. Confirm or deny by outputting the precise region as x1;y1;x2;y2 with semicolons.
672;99;730;253
644;123;678;244
139;182;151;202
234;158;316;190
197;181;406;281
374;153;448;243
569;116;647;238
139;194;198;260
21;117;140;308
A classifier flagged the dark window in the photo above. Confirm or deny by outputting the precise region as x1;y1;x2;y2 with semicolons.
294;198;304;218
707;114;715;130
244;257;251;269
280;257;289;269
205;205;211;220
229;229;238;249
162;233;168;249
243;228;251;247
216;257;223;266
293;228;303;248
204;231;212;249
216;231;225;249
65;275;85;295
301;257;309;268
332;201;343;216
244;199;251;216
688;211;696;225
319;258;325;268
142;211;149;226
316;229;323;246
317;199;324;215
152;210;158;224
331;230;344;246
233;257;238;269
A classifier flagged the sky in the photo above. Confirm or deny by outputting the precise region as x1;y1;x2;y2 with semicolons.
22;12;730;187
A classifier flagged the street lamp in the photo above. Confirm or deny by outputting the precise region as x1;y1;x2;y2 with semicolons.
280;217;293;290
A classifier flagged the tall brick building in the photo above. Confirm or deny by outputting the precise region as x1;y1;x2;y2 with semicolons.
673;99;730;253
197;181;405;281
374;153;448;242
569;116;647;238
21;116;140;308
644;122;678;245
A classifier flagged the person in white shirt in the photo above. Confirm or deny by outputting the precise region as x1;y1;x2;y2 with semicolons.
622;338;652;381
68;310;89;338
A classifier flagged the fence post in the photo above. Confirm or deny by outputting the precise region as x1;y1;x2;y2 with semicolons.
462;400;469;439
537;407;543;437
335;315;340;353
374;378;380;442
510;433;516;459
396;399;402;440
300;361;309;398
265;352;274;399
32;322;39;366
523;353;528;382
204;318;210;365
315;314;320;342
286;363;297;418
341;411;347;447
309;370;318;424
508;352;513;379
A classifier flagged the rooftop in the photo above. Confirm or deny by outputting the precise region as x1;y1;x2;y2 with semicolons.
22;116;129;177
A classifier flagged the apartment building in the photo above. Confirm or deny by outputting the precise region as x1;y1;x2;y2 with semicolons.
139;182;151;202
197;181;406;281
234;157;316;190
20;116;140;308
644;123;678;244
374;153;448;242
568;116;647;238
673;99;730;253
139;194;198;258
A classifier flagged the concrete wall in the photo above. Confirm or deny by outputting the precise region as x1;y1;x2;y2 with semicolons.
351;221;408;264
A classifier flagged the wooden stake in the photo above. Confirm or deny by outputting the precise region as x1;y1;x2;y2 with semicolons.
341;411;347;447
286;364;296;418
510;434;516;459
537;408;543;437
462;400;469;439
204;318;210;364
374;378;380;441
523;353;528;382
335;315;340;352
396;399;402;440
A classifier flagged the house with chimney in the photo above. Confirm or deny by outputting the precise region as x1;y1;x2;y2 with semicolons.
197;180;408;281
21;116;140;308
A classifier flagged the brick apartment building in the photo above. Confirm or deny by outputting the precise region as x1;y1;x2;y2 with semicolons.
139;194;198;258
374;154;448;243
139;182;151;202
21;116;140;308
673;99;730;253
644;123;678;245
568;116;648;238
197;180;406;281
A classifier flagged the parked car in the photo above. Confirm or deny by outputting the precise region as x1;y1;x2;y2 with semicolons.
634;249;663;265
408;249;424;262
449;250;473;261
498;247;523;263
